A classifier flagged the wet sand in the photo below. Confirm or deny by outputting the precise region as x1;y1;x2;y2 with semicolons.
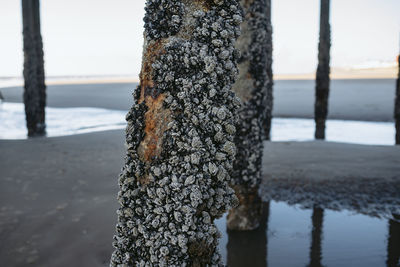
1;78;396;121
1;130;399;266
261;141;400;219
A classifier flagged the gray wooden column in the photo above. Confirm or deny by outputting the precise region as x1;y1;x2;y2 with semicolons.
395;55;400;145
264;0;274;141
22;0;46;137
227;0;270;231
314;0;331;140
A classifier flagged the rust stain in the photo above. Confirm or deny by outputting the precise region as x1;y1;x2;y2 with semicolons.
136;38;172;185
138;93;171;163
232;185;258;205
194;0;212;10
242;0;255;9
139;39;166;104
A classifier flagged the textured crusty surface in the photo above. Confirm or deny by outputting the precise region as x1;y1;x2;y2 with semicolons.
110;0;243;266
227;0;270;230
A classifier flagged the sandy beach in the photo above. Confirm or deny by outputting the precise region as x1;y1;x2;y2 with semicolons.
0;79;399;266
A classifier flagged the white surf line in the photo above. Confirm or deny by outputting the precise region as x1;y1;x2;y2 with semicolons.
0;102;395;145
0;102;126;139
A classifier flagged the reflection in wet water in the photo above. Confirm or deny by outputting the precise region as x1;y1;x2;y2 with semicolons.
387;215;400;267
216;201;399;267
309;207;324;267
227;202;270;267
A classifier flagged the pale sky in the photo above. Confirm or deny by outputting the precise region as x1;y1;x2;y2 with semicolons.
0;0;399;77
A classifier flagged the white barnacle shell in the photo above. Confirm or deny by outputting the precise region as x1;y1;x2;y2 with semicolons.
208;162;218;175
156;188;166;199
214;132;224;142
177;234;187;248
190;153;200;165
174;211;182;222
154;207;164;215
216;107;227;120
160;246;169;256
219;50;230;60
189;187;203;207
222;141;236;156
215;152;226;161
193;10;205;18
202;211;211;224
191;136;202;148
209;88;217;98
224;123;235;135
153;167;162;177
184;175;195;186
232;14;243;25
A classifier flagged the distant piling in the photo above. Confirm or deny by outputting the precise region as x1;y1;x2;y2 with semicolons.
227;0;270;231
395;55;400;145
314;0;331;140
264;0;274;141
110;1;243;265
22;0;46;137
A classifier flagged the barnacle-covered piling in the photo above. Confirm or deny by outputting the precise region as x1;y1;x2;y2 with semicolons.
395;55;400;145
314;0;331;140
22;0;46;137
110;0;243;266
227;0;270;231
263;0;274;141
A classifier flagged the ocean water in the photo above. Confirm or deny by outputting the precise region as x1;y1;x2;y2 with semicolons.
0;102;395;145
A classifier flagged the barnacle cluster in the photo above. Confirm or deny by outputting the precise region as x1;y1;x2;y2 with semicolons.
227;0;271;230
111;0;243;266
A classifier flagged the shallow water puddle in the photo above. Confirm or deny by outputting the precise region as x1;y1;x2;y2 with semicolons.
215;201;397;267
0;102;396;145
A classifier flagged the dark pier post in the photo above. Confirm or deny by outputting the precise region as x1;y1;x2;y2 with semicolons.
227;202;270;267
308;207;324;267
395;55;400;145
21;0;46;137
264;0;274;141
110;1;243;266
227;0;270;231
314;0;331;140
